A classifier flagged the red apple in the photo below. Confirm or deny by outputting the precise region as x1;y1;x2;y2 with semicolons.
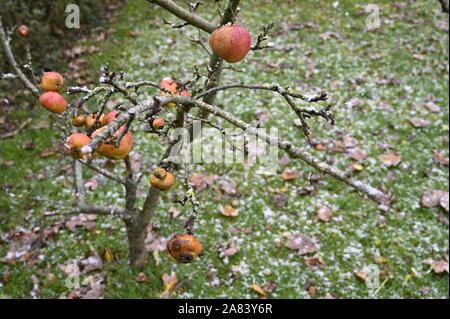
159;78;178;96
65;133;91;159
159;78;190;107
71;115;86;127
103;110;119;125
41;72;64;92
152;117;165;130
39;91;67;113
17;25;30;37
84;113;105;129
209;23;251;63
92;126;133;159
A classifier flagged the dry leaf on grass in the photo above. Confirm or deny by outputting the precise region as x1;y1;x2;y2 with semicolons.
285;233;319;255
207;267;220;287
347;148;368;161
272;194;288;207
218;240;240;259
136;272;149;283
425;102;441;113
169;207;181;220
423;258;449;274
158;272;178;298
316;206;333;222
409;117;431;128
221;205;239;217
343;136;359;148
39;150;56;158
190;173;214;191
84;179;99;191
347;97;364;107
378;152;401;166
433;150;449;166
250;284;266;297
80;253;103;273
278;155;292;167
220;180;238;196
281;169;301;180
354;270;369;282
145;237;167;253
349;163;364;171
265;281;277;293
304;255;326;270
421;189;448;211
440;194;449;212
103;248;114;262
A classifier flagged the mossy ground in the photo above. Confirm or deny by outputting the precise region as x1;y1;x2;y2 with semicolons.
0;0;448;298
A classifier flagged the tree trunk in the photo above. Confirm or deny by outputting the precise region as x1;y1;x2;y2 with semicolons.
126;186;161;267
125;217;149;267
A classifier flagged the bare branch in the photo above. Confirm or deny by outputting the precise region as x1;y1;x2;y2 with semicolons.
220;0;240;25
190;34;212;56
68;86;110;118
251;22;275;51
100;66;138;105
283;94;312;143
0;16;39;97
148;0;216;33
167;95;387;203
44;204;125;218
77;159;127;185
162;17;189;29
113;114;134;148
125;80;170;93
195;82;327;102
0;118;31;139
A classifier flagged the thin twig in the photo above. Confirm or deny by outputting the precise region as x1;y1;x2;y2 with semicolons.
0;118;32;139
77;159;127;185
0;16;39;97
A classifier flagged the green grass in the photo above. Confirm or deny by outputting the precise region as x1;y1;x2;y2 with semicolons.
0;0;448;298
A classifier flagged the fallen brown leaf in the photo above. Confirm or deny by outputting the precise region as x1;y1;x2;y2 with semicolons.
348;97;364;107
169;207;181;220
347;147;368;162
136;272;149;283
84;179;99;191
434;150;449;166
285;233;319;255
39;150;56;158
304;254;326;270
409;117;431;128
219;246;240;258
250;284;266;297
316;206;333;222
354;270;368;282
220;180;238;196
378;152;401;166
221;205;239;217
425;102;442;113
190;173;214;191
281;169;301;180
343;136;359;148
158;272;178;298
421;189;448;208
